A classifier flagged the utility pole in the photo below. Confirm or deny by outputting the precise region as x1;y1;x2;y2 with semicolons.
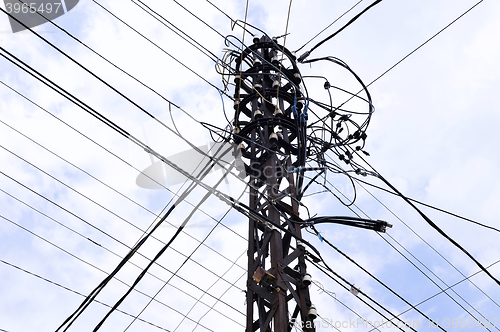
231;35;316;332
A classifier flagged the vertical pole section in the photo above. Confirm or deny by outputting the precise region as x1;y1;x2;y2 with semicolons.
232;35;316;332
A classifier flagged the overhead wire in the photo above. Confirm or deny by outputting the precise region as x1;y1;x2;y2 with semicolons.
297;0;383;62
0;214;217;331
0;259;175;332
294;0;364;53
366;258;500;332
0;187;246;324
352;176;500;233
311;281;382;332
310;225;490;332
310;0;485;126
122;188;247;331
91;1;228;96
321;152;500;320
0;80;248;273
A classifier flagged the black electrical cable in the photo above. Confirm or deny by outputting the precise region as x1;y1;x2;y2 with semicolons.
92;177;229;331
294;0;365;53
311;0;485;127
0;213;216;331
298;0;383;62
312;281;382;332
57;144;234;331
311;225;456;332
376;172;500;287
305;257;415;332
352;176;500;233
0;187;246;324
0;80;247;271
132;0;221;63
324;151;500;310
91;1;227;96
0;259;174;332
204;0;255;37
366;258;500;332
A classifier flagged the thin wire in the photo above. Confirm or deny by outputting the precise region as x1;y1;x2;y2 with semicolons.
309;0;485;126
366;258;500;332
132;0;220;63
294;0;364;53
312;281;382;332
0;80;247;273
0;187;246;321
0;259;173;332
0;214;216;330
325;151;500;308
91;1;226;96
275;0;294;101
352;176;500;233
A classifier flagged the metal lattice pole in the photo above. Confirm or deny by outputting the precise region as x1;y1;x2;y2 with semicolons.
231;35;316;332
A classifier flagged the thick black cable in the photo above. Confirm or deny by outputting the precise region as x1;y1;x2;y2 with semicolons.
367;259;500;332
92;0;226;96
57;143;234;331
294;0;364;53
298;0;383;62
0;259;173;332
0;186;246;322
0;80;248;269
311;0;484;126
314;153;497;326
376;173;500;287
352;176;500;233
0;213;215;331
380;232;496;331
306;257;414;332
325;152;500;308
311;226;454;332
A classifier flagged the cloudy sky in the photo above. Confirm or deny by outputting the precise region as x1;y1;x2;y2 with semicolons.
1;0;500;331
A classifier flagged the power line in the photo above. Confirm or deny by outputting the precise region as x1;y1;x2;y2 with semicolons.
294;0;364;53
0;80;249;268
91;0;226;96
306;152;497;328
298;0;383;62
308;0;485;127
352;176;500;233
0;187;246;323
309;226;446;331
324;151;500;308
0;213;218;331
0;259;174;332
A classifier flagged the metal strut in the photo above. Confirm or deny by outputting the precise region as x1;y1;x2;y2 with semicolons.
231;35;316;332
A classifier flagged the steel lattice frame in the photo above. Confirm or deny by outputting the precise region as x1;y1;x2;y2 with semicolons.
231;35;316;332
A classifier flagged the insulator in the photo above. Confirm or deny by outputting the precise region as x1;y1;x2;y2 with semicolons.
294;72;301;82
269;132;278;144
302;273;312;286
271;55;279;65
308;305;317;320
274;106;283;117
254;110;263;119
